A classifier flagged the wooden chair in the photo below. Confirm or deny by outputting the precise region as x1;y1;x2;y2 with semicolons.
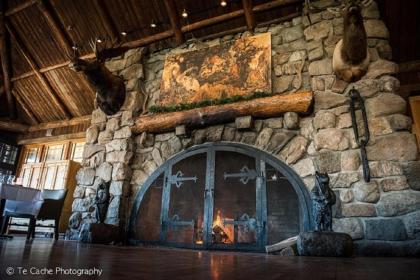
32;189;68;240
1;189;67;240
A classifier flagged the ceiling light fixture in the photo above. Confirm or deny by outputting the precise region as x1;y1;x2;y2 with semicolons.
96;38;103;43
71;45;78;50
181;9;188;18
150;23;157;28
220;1;227;7
121;31;127;36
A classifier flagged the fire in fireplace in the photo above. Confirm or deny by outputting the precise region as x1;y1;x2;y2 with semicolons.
129;143;312;251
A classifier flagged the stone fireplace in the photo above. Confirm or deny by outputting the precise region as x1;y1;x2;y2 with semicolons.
68;0;420;255
129;142;311;250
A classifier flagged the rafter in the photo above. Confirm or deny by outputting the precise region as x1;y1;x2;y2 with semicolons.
0;3;16;119
164;0;184;45
28;115;90;131
242;0;256;31
0;120;29;133
9;0;301;82
35;0;73;55
5;0;37;17
92;0;120;43
12;90;39;125
6;22;72;120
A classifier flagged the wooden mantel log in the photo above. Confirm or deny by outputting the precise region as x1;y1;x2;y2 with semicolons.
132;91;313;134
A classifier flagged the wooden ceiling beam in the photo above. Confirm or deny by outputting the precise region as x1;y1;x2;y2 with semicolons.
18;131;86;145
6;22;72;120
28;115;91;131
9;0;301;83
0;120;29;133
36;0;73;55
164;0;184;45
92;0;120;43
242;0;256;31
5;0;37;17
399;60;420;73
0;3;16;119
12;90;40;125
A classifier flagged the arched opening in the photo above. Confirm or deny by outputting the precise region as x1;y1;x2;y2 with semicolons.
129;142;312;251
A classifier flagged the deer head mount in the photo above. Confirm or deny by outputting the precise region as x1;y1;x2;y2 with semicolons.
68;39;126;115
328;0;374;82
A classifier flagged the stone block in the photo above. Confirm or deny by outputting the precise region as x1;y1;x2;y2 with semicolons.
308;59;333;76
206;125;224;142
376;191;420;217
265;117;283;129
222;126;236;141
341;150;360;171
86;125;99;144
235;116;253;130
292;158;315;177
333;218;364;239
314;128;350;151
297;231;353;257
98;130;113;145
281;25;303;42
76;168;95;186
340;189;354;203
365;93;406;117
155;132;175;142
110;181;130;196
241;132;257;145
255;128;274;148
112;162;132;181
364;59;398;79
91;109;107;124
283;112;299;129
380;176;409;192
273;75;293;93
106;118;120;132
304;20;332;41
105;139;131;153
267;131;296;153
131;169;148;186
313;111;336;130
106;151;133;163
314;91;348;111
330;172;359;189
403;210;420;239
404;161;420;191
314;151;341;173
175;125;187;136
96;162;113;182
369;161;403;178
114;126;132;139
366;133;418;161
342;203;376;217
279;136;308;164
364;19;389;39
365;218;407;241
354;181;380;203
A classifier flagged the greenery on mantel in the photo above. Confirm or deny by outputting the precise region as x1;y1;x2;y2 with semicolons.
149;91;273;113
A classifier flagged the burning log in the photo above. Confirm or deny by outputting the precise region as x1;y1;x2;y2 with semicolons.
132;91;313;133
212;225;230;244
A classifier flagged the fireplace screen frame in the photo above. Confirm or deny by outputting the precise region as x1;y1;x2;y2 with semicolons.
129;142;313;251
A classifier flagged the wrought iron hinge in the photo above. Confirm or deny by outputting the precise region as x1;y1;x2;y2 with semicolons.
168;170;198;188
223;165;259;185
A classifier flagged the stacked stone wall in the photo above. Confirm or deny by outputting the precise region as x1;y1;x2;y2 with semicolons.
69;0;420;254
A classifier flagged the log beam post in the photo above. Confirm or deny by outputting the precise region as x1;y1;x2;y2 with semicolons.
133;91;313;134
242;0;256;31
0;2;16;119
0;120;29;133
6;22;72;119
164;0;184;45
35;0;73;55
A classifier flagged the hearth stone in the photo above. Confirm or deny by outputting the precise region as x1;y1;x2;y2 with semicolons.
79;223;120;244
297;231;353;257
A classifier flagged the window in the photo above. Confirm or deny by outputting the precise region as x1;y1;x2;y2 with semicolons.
45;145;65;161
25;147;40;163
0;143;18;165
70;142;85;163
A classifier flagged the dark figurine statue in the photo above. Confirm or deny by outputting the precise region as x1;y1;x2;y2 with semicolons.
68;39;126;115
95;182;110;223
311;171;336;231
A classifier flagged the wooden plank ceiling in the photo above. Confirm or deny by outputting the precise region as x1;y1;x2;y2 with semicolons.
0;0;304;126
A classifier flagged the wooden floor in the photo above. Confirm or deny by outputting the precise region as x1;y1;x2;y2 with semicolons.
1;237;420;280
